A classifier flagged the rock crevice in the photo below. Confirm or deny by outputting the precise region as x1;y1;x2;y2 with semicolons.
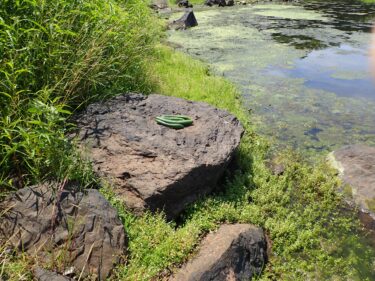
0;183;126;280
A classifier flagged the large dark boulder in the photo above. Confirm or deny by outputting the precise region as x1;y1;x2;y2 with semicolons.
169;10;198;30
169;224;267;280
75;94;244;219
0;183;127;280
329;144;375;230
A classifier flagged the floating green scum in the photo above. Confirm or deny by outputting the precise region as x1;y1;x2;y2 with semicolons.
155;115;193;129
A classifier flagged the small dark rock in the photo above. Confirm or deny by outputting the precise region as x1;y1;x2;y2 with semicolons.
205;0;228;6
169;224;267;281
177;0;193;8
218;0;227;6
169;10;198;30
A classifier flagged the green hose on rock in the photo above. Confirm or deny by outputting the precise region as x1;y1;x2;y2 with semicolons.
155;115;193;129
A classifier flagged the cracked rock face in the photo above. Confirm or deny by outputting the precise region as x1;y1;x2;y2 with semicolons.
34;268;72;281
75;94;244;219
330;144;375;230
169;224;267;281
0;183;126;280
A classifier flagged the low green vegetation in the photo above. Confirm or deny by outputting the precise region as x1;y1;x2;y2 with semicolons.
100;45;375;281
1;1;375;281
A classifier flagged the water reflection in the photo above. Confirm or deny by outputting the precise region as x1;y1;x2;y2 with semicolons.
266;45;375;99
167;0;375;156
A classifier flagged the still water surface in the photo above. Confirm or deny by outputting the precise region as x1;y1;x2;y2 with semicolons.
168;0;375;156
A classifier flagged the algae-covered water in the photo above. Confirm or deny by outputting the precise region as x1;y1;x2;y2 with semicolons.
168;0;375;157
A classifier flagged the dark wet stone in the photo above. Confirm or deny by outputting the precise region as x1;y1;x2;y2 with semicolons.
169;10;198;30
75;93;244;220
169;224;267;281
205;0;236;6
0;183;127;280
177;0;193;8
205;0;227;6
330;145;375;230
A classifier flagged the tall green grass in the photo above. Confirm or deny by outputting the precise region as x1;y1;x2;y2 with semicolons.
0;0;161;192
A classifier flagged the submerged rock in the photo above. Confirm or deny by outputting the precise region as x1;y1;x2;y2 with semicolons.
75;94;244;219
329;145;375;230
205;0;233;6
0;183;127;280
227;0;235;6
169;10;198;30
169;224;267;281
150;0;169;10
205;0;225;6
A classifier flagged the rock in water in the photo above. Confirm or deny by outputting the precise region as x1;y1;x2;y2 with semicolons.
177;0;193;8
329;144;375;229
169;10;198;30
227;0;235;6
150;0;169;10
169;224;267;280
75;94;244;219
205;0;227;6
0;183;127;280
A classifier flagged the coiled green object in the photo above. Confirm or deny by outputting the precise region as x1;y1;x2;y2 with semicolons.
155;115;193;129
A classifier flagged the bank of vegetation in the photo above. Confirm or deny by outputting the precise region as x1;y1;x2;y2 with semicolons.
1;1;374;280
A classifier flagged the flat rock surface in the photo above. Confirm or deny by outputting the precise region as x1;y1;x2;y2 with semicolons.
34;268;72;281
330;145;375;227
75;93;243;219
170;224;267;281
0;183;126;280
